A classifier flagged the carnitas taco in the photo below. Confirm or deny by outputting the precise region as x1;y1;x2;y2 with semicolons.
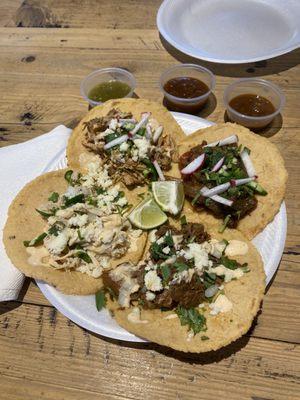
67;98;185;188
3;161;147;295
177;123;287;239
101;217;265;352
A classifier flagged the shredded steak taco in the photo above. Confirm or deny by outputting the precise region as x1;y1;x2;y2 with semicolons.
3;161;147;295
177;123;287;239
101;217;265;352
67;98;185;188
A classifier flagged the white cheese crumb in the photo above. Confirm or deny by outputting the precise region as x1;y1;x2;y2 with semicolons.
127;307;148;324
44;230;69;255
162;246;170;255
145;291;156;301
144;270;163;292
209;294;233;315
225;240;249;257
184;243;210;271
119;142;129;152
164;313;178;320
68;214;88;227
212;265;244;282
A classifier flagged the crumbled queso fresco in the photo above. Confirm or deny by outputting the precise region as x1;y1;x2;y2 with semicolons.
24;161;142;278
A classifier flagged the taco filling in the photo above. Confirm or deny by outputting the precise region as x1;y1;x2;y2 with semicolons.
82;108;177;188
102;221;249;336
179;134;268;230
23;161;143;278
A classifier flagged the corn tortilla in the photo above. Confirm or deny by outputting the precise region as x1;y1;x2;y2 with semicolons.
176;123;288;239
67;98;186;172
3;169;147;295
107;221;265;353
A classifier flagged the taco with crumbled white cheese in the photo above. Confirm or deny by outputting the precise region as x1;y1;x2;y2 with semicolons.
3;161;147;295
176;123;287;239
101;216;265;353
67;98;185;188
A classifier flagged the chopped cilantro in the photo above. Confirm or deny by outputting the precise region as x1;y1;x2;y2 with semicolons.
64;170;73;184
219;255;240;270
48;192;59;203
64;193;85;208
23;232;47;247
95;289;107;311
176;306;207;335
164;233;174;247
35;208;57;218
150;242;169;261
218;214;231;233
180;215;187;226
75;251;92;264
201;335;209;341
160;264;171;283
173;262;189;272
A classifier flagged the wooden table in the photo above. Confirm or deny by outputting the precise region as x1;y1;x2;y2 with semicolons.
0;1;299;399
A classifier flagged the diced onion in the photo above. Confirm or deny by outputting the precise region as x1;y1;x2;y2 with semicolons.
211;156;225;172
130;112;151;136
210;194;233;207
240;149;256;177
205;285;219;298
153;160;165;181
104;134;128;150
181;153;205;175
200;182;230;197
153;126;163;144
204;135;238;148
230;177;256;186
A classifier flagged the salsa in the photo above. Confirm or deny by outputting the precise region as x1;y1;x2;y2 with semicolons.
88;80;131;103
164;77;209;99
229;94;275;117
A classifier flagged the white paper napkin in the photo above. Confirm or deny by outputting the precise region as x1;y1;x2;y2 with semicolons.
0;125;72;301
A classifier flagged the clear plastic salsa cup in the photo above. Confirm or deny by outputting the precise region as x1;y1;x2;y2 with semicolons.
223;78;285;130
159;64;215;113
80;67;136;108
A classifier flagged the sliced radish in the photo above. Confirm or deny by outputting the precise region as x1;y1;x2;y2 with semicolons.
145;125;152;140
204;135;238;148
240;149;256;177
230;177;256;186
153;126;163;144
153;160;165;181
210;195;233;207
130;112;151;136
181;153;205;175
211;156;225;172
119;118;136;124
200;182;230;197
104;134;128;150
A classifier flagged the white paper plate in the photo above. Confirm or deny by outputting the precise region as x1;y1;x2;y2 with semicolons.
37;112;287;342
157;0;300;64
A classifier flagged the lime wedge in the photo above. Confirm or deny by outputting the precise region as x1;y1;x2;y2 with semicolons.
152;181;184;216
128;197;168;229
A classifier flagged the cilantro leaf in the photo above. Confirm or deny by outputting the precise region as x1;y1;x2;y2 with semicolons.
23;232;47;247
95;289;107;311
75;251;92;264
48;192;59;203
160;265;171;283
176;306;207;335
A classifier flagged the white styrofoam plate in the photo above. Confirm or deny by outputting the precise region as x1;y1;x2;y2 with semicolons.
37;112;287;342
157;0;300;64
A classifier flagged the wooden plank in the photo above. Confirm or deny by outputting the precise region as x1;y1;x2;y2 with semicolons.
0;29;299;129
0;302;299;400
0;1;161;29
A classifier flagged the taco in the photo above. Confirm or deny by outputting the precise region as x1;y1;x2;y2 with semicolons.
101;217;265;353
3;161;147;295
67;98;185;188
177;123;287;239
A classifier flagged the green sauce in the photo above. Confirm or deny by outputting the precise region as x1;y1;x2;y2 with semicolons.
88;80;131;102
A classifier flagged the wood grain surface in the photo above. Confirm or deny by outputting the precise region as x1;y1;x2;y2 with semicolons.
0;1;299;399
